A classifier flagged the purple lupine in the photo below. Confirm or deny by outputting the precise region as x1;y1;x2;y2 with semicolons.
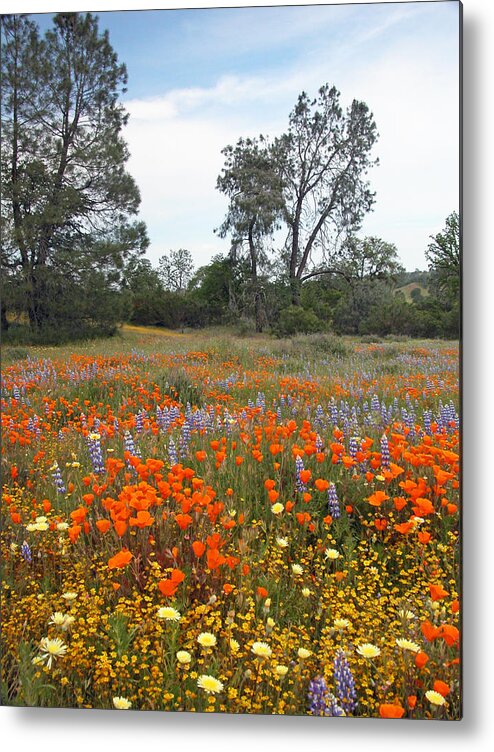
51;462;66;494
308;676;329;716
159;407;171;431
315;404;324;427
327;483;341;519
324;693;346;717
348;436;358;460
333;649;358;714
380;433;390;469
88;433;105;475
179;421;191;458
307;676;345;717
124;430;141;463
295;454;307;493
21;541;32;563
380;403;388;425
135;410;145;433
168;438;178;466
329;400;338;424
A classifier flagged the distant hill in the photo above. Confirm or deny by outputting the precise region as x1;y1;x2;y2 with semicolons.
395;281;429;302
394;270;430;302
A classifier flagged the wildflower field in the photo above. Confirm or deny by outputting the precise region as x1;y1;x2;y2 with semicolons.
1;329;460;718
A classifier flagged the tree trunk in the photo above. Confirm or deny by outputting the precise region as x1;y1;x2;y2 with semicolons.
290;275;301;306
248;222;264;332
1;301;9;332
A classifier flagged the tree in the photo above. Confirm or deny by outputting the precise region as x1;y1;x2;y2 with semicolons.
123;257;165;326
425;211;460;300
158;248;194;292
335;236;404;285
216;137;283;331
1;13;148;334
273;84;378;304
189;254;244;325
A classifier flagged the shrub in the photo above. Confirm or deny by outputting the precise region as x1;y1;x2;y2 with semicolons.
274;306;326;337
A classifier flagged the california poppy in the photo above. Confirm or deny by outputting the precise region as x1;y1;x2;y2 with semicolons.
108;549;132;569
379;704;405;718
430;584;449;601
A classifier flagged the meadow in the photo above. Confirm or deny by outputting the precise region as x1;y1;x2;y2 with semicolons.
1;327;460;718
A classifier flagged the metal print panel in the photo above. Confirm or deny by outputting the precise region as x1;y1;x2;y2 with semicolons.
1;0;461;719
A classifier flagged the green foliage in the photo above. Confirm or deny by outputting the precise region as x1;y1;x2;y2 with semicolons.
332;279;393;335
189;255;242;326
158;249;194;292
426;211;460;301
409;285;424;301
274;306;326;337
108;613;139;659
336;236;404;282
300;279;341;324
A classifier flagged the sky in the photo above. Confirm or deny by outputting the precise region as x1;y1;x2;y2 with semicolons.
29;1;461;271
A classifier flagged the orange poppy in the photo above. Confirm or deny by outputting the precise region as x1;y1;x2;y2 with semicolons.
68;525;82;543
437;624;459;647
379;704;405;718
430;584;449;601
175;513;193;531
418;531;431;544
42;499;52;513
394;521;414;534
367;490;390;507
415;651;429;669
70;506;88;524
114;520;128;537
192;540;206;557
433;680;450;697
207;548;226;570
129;510;155;528
108;549;133;569
158;579;177;597
421;620;440;641
96;519;111;534
315;478;329;492
170;569;185;584
412;497;435;516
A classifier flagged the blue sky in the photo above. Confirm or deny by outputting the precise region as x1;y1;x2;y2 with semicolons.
30;1;460;271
